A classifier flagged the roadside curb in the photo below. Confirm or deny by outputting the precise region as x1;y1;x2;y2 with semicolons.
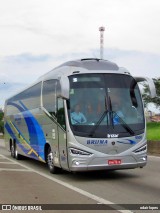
147;140;160;157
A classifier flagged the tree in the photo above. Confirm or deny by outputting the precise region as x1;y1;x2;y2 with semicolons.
142;78;160;110
0;111;4;134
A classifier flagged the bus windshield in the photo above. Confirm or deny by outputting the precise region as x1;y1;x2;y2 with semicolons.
68;74;145;138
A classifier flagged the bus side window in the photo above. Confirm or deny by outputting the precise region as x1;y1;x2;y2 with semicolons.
42;80;57;117
57;98;66;130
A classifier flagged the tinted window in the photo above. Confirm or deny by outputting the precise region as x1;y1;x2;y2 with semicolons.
68;74;145;138
57;98;66;130
22;83;41;109
42;80;58;116
7;82;41;114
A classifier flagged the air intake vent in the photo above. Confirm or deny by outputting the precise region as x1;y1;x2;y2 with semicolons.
81;58;100;62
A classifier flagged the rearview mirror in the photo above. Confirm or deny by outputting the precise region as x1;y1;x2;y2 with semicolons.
134;76;156;98
59;76;70;99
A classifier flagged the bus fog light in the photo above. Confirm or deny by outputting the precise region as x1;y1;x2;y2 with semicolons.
142;157;147;161
73;161;80;165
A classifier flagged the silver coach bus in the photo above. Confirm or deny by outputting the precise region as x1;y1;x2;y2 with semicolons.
4;58;156;173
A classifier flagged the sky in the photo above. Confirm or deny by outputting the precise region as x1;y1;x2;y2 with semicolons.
0;0;160;112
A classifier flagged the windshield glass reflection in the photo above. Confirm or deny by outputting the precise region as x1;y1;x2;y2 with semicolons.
68;74;144;138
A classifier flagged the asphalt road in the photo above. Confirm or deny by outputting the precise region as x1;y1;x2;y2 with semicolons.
0;139;160;213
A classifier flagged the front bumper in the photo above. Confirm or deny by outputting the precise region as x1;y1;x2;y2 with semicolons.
69;154;147;172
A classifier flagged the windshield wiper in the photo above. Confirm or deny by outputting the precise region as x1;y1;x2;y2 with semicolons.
89;94;110;137
108;94;135;136
89;110;109;137
112;111;135;136
88;92;135;137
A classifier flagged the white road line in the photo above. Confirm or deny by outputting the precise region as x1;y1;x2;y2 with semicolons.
0;155;32;171
0;168;33;172
0;162;17;164
1;154;133;213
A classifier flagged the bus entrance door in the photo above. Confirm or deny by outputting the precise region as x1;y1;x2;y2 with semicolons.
57;98;68;171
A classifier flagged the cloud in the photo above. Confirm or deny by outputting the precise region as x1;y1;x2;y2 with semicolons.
5;53;52;63
0;82;27;108
103;49;160;78
0;49;160;114
0;53;55;80
0;49;160;86
0;0;160;112
0;0;160;57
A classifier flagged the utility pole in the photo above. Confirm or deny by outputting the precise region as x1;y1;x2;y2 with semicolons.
99;26;105;59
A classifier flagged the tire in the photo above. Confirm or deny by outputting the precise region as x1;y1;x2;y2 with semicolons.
11;142;15;158
47;147;60;174
14;143;21;160
11;141;21;160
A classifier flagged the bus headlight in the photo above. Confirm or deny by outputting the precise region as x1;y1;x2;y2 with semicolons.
69;148;92;156
133;144;147;153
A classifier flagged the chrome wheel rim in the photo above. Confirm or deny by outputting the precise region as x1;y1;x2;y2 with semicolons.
47;152;54;169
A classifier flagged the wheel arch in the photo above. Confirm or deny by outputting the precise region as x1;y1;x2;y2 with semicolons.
44;143;51;163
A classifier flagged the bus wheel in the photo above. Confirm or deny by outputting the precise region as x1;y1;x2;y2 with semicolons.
11;141;15;158
15;143;21;160
47;147;60;174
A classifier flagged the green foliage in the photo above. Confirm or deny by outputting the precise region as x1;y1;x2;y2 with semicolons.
0;111;3;120
147;122;160;141
142;78;160;109
0;112;4;134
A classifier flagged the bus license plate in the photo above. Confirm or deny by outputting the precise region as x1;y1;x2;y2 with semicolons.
108;159;121;165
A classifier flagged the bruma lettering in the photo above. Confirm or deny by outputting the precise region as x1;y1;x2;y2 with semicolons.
87;140;108;145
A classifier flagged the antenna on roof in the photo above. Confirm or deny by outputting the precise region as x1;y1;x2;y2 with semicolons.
99;26;105;60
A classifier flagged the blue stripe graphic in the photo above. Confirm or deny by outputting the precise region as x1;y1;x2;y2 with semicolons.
117;139;136;145
6;101;46;160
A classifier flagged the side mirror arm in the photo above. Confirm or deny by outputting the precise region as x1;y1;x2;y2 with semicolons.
134;76;156;98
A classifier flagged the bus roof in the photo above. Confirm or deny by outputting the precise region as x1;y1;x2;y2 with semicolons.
57;58;119;70
5;58;130;102
38;58;123;81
